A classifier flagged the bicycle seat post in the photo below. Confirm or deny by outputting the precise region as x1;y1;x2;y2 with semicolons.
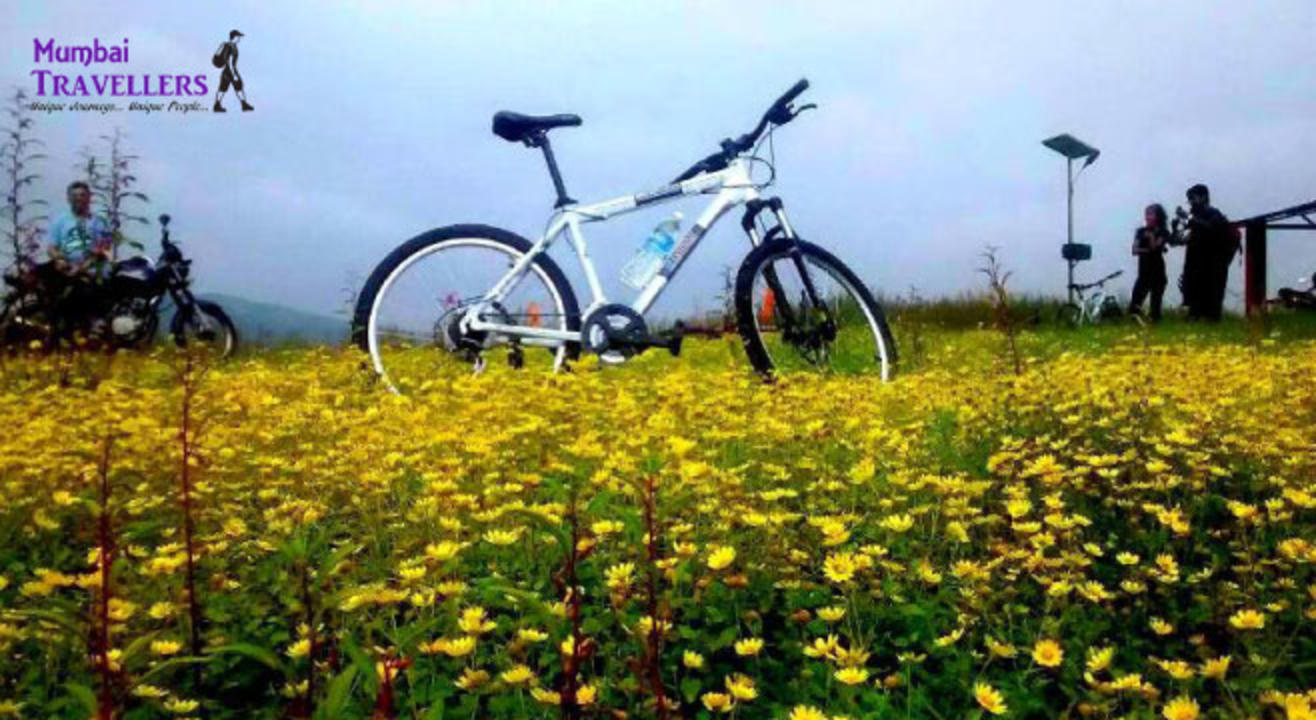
526;130;575;208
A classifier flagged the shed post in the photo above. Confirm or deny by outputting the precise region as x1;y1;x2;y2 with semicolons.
1243;221;1267;316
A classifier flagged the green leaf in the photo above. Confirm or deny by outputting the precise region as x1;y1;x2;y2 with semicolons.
680;677;702;703
423;699;447;720
212;642;289;679
316;666;358;720
64;682;97;718
134;656;208;686
585;489;617;516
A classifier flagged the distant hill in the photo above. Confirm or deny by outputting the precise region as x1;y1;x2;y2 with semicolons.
198;293;348;346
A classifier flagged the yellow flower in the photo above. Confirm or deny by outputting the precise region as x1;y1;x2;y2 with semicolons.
500;664;535;685
604;562;635;591
1162;695;1200;720
986;637;1017;659
150;639;183;656
1229;609;1265;630
517;628;548;643
790;706;828;720
683;650;705;669
804;634;840;660
1200;655;1231;680
440;635;478;657
880;513;915;533
701;692;733;713
576;683;597;705
817;605;846;622
707;546;737;571
724;673;757;701
1032;638;1064;668
458;607;496;635
482;528;522;546
823;552;858;584
286;638;311;659
455;668;489;691
734;637;764;656
1150;618;1175;636
835;666;869;685
1156;659;1195;680
424;541;463;562
163;698;199;713
1084;646;1113;673
530;687;560;704
974;682;1008;715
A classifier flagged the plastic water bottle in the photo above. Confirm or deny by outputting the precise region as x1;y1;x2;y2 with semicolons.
620;213;682;290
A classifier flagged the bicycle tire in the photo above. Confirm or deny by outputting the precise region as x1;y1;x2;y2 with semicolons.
1057;303;1082;328
734;238;896;380
352;224;581;387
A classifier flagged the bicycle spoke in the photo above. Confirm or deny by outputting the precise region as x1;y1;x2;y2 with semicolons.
365;238;570;392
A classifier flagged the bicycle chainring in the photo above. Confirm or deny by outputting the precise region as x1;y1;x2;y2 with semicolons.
581;303;647;358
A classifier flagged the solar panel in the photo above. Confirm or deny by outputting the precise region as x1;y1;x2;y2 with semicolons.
1042;134;1098;160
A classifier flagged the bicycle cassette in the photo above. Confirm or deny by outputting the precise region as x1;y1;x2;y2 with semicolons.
581;303;647;358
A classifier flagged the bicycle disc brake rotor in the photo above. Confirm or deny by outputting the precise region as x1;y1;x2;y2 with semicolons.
783;295;834;364
581;303;647;358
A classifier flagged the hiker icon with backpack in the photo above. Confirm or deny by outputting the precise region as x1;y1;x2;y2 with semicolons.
212;29;253;113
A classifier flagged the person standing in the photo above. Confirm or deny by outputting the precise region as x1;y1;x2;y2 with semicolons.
213;29;254;113
40;181;112;335
1129;203;1169;321
1173;184;1234;321
46;181;112;276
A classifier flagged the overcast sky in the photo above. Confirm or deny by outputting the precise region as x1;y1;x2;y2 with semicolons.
4;1;1314;318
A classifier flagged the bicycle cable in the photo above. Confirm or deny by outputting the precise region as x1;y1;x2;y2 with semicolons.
746;123;778;190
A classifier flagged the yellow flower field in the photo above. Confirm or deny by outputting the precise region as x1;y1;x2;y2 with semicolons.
1;328;1314;719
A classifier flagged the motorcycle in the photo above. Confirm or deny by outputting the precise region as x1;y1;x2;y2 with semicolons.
0;213;238;356
1276;273;1316;311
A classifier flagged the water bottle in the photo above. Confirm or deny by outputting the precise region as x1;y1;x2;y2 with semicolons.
620;213;682;290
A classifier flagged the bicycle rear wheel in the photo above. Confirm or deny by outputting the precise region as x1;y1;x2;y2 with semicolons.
352;224;580;393
734;239;895;379
1057;303;1082;328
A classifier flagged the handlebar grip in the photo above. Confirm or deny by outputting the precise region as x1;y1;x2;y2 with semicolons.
779;78;809;106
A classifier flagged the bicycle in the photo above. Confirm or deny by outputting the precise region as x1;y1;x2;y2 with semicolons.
1057;269;1124;327
352;79;896;392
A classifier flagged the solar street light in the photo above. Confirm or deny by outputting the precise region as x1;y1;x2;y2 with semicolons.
1043;134;1100;303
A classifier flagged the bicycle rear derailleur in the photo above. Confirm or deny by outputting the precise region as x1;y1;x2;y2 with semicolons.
581;303;682;360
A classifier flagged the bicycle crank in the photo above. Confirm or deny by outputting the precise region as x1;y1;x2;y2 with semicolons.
581;303;682;360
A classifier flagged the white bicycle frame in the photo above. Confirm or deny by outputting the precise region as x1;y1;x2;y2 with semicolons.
461;157;785;346
1073;284;1112;324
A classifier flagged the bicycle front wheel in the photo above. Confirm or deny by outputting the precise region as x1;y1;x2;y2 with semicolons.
734;239;896;379
352;224;581;393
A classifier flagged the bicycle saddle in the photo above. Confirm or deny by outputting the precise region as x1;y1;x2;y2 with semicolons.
492;111;582;144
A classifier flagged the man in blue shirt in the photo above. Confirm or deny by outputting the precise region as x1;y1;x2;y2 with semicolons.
47;181;112;270
38;181;113;332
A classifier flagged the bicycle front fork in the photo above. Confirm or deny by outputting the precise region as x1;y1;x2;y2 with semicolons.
739;197;833;340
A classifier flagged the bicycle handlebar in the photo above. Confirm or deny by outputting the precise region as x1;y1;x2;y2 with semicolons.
672;78;811;183
1069;269;1124;291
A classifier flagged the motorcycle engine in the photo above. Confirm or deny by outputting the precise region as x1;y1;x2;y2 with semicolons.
110;314;142;337
108;297;155;344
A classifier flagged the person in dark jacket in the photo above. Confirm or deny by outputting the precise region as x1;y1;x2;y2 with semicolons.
1173;184;1234;321
1129;203;1169;321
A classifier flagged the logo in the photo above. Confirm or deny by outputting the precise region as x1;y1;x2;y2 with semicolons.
210;29;253;113
24;30;254;116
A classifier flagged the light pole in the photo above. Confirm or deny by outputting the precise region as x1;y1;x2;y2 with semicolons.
1042;134;1100;304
